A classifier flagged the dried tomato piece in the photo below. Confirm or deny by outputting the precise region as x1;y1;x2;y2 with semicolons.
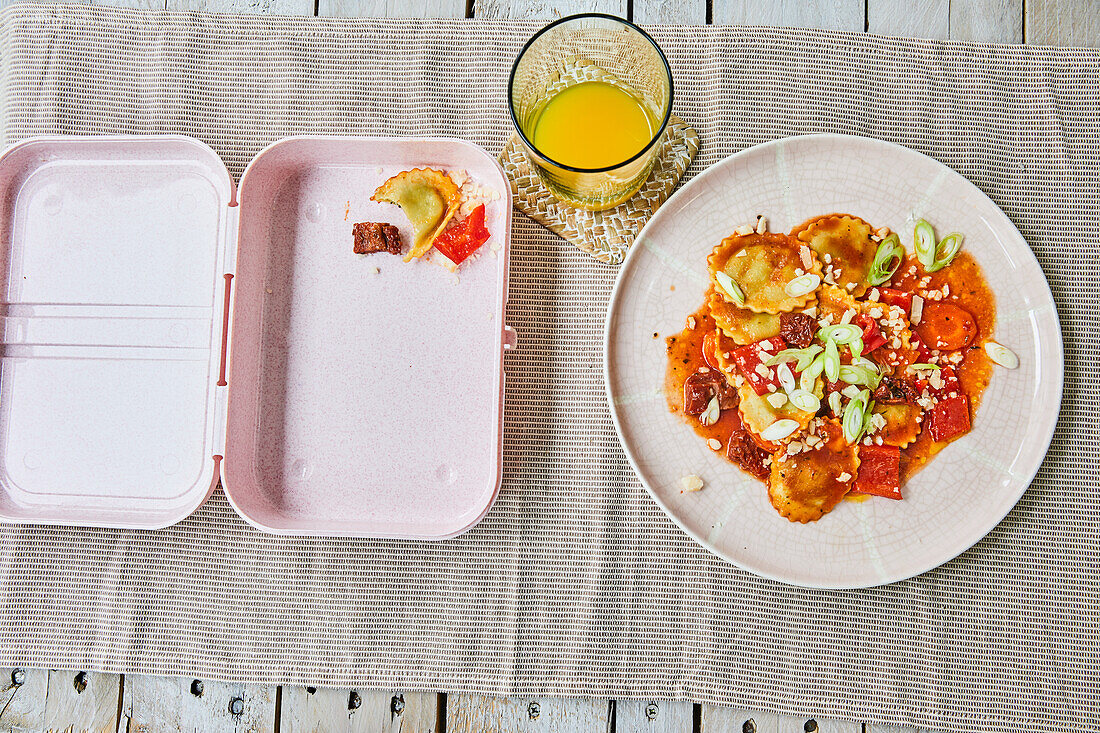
683;370;737;415
726;430;771;480
779;312;816;349
873;376;920;405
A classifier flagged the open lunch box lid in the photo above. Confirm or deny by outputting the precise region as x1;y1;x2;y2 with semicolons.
0;134;513;537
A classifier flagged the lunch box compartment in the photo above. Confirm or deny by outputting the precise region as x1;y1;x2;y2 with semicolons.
0;135;511;537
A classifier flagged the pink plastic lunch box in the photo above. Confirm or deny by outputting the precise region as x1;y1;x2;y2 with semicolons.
0;134;513;538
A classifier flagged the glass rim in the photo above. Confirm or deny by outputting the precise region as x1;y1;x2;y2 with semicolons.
507;12;675;175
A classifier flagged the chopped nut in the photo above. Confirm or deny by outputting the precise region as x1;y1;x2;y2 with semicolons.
734;224;755;236
680;474;705;492
687;316;697;330
837;471;853;482
707;438;722;451
756;216;769;233
766;392;788;408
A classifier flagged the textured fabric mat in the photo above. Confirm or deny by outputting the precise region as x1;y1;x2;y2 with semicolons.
499;116;699;264
0;6;1097;732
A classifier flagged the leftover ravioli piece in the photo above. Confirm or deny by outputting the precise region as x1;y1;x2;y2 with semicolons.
372;168;461;262
768;420;859;523
707;287;782;346
815;285;861;325
795;215;877;297
708;231;821;314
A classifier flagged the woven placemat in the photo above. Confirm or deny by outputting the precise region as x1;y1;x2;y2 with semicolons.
499;116;699;264
0;7;1097;733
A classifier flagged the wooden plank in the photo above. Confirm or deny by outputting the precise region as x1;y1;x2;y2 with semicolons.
279;685;441;733
867;0;948;40
318;0;466;18
615;699;694;732
712;0;864;31
701;706;863;733
0;0;165;8
41;669;120;733
472;0;627;20
447;694;610;733
950;0;1023;43
1026;0;1100;47
120;675;276;733
633;0;705;24
164;0;312;14
0;667;49;730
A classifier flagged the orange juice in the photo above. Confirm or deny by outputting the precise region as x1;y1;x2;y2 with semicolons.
530;81;656;169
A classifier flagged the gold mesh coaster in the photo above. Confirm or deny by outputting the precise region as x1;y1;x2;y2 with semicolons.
498;115;700;265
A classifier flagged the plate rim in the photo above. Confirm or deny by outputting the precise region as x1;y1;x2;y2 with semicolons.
602;132;1065;589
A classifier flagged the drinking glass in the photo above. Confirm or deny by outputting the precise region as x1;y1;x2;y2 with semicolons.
508;14;673;211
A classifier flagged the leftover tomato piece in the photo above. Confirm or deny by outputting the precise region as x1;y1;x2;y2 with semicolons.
433;204;491;265
851;444;902;499
779;312;817;349
927;394;971;442
874;287;913;312
855;314;888;354
731;336;788;396
352;221;402;255
727;429;771;480
915;302;978;351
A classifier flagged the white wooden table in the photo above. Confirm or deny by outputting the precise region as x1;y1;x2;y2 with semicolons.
0;0;1092;730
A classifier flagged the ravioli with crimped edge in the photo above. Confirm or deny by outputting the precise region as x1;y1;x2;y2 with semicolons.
707;231;822;314
663;213;1014;522
795;214;878;298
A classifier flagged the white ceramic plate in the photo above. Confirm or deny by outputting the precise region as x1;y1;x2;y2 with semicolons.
604;134;1063;589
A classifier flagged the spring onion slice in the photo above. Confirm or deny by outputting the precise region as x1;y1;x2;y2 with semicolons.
819;323;863;344
714;271;745;306
776;362;796;393
828;390;843;416
784;273;822;298
823;339;841;382
861;399;878;436
849;337;865;359
765;345;823;370
760;418;800;442
985;341;1019;369
867;233;905;286
928;232;964;272
789;389;821;414
914;219;937;270
838;364;880;388
909;362;940;371
699;395;721;426
850;356;879;371
842;389;871;444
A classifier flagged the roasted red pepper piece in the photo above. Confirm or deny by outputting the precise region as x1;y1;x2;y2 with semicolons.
910;332;934;362
731;336;788;396
432;204;490;265
873;287;913;312
851;444;902;499
855;314;888;354
927;394;971;442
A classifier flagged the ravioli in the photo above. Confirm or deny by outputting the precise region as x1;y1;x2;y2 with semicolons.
768;420;860;523
736;381;818;448
795;215;877;297
816;285;860;325
707;288;781;345
708;232;821;314
872;403;922;448
372;168;461;262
